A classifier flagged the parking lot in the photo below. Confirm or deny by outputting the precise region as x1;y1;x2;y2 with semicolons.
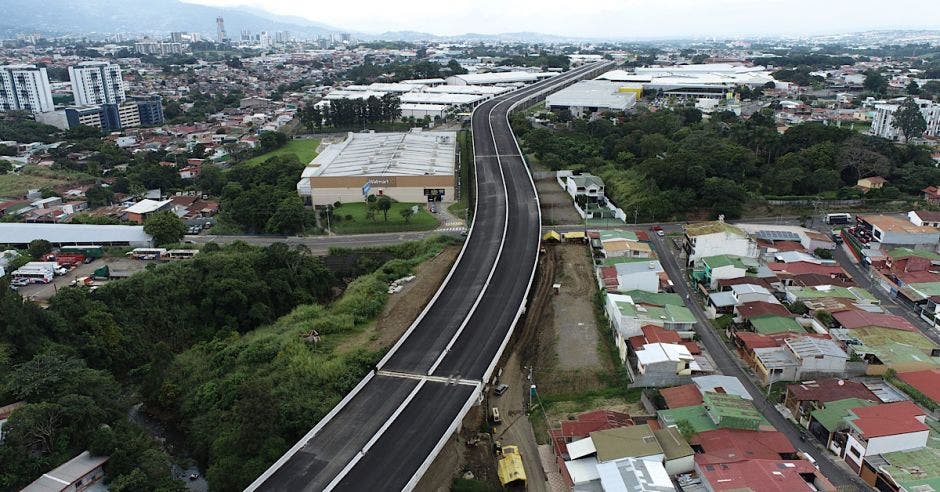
14;257;148;303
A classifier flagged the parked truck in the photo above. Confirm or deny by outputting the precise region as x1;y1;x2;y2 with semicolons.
59;246;104;259
43;252;86;267
496;445;527;488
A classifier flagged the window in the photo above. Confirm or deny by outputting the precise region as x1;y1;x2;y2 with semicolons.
849;446;861;458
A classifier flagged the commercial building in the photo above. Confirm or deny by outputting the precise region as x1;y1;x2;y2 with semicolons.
857;214;940;247
870;97;940;140
546;80;637;117
598;64;777;99
102;101;141;129
297;129;456;206
22;451;109;492
0;64;54;113
0;223;153;247
68;61;126;105
134;40;184;56
445;71;554;86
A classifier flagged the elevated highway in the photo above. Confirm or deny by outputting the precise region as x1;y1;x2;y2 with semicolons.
247;60;614;491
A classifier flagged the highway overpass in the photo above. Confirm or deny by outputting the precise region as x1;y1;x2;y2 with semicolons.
247;60;615;491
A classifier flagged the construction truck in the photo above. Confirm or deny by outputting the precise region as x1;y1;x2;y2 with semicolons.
496;445;526;488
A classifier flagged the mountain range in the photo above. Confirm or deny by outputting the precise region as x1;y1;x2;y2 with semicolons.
0;0;589;43
0;0;343;38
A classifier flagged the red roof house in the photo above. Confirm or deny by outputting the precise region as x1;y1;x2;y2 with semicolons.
691;429;797;464
660;384;704;409
696;457;835;492
896;369;940;406
832;310;917;332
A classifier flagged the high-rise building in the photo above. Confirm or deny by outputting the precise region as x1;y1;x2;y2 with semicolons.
170;31;184;43
69;61;126;106
0;64;54;113
130;94;164;126
216;16;226;43
241;29;251;42
871;97;940;141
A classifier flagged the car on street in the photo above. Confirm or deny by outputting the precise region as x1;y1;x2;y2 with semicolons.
651;225;665;237
12;277;30;287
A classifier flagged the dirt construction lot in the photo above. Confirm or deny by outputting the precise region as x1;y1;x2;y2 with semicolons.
535;177;583;226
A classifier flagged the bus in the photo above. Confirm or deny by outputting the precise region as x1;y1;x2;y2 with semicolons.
165;249;199;260
59;245;104;258
826;213;852;225
126;248;167;260
11;267;54;284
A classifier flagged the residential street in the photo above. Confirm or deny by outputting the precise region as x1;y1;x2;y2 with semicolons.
832;244;940;346
648;232;867;491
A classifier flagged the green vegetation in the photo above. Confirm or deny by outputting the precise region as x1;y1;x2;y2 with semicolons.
242;138;321;167
144;211;187;246
515;107;940;221
1;235;454;491
330;201;439;234
0;165;95;198
448;130;474;221
216;154;318;234
299;95;402;132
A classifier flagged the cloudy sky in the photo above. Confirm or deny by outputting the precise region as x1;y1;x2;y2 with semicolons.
184;0;940;38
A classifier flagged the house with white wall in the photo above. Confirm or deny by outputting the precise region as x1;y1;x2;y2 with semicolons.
683;221;758;267
841;401;929;474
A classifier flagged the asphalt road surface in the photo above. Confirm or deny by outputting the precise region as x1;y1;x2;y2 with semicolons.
648;232;866;491
832;244;940;346
248;61;612;491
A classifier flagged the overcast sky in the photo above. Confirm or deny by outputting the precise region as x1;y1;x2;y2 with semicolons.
183;0;940;38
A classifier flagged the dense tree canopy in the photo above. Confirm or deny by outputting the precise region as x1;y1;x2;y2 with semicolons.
517;107;939;221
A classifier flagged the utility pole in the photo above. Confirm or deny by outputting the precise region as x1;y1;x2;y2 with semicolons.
633;206;638;225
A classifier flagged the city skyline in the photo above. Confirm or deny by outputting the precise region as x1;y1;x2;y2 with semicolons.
183;0;940;39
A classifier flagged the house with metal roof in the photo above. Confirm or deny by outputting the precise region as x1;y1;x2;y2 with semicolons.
843;401;930;475
753;346;800;385
703;392;768;431
605;293;695;364
22;451;109;492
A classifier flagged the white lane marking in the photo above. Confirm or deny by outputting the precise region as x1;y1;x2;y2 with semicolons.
426;97;514;376
323;380;427;492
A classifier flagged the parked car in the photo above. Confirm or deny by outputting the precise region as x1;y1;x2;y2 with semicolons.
12;277;29;287
652;225;665;237
494;383;510;396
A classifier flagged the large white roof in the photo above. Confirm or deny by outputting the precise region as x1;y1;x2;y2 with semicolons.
447;71;554;85
423;85;510;96
124;198;172;214
399;92;484;106
598;68;774;89
305;129;456;178
546;80;637;111
0;223;152;245
344;83;422;93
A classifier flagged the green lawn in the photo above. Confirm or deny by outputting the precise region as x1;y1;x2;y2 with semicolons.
0;166;95;198
330;202;439;234
242;139;320;167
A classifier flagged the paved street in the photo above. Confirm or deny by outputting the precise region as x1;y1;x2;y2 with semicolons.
832;244;940;346
648;232;866;491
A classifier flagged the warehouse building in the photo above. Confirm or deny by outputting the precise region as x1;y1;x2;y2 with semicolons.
0;223;153;247
297;129;457;206
445;71;555;86
597;64;778;99
546;80;638;117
